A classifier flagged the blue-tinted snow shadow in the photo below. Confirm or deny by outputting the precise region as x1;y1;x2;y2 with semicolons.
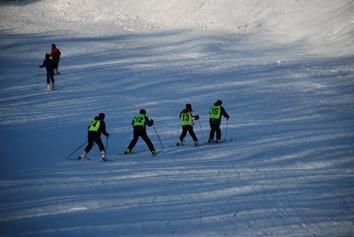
1;158;353;237
1;30;354;236
0;0;42;6
1;29;354;173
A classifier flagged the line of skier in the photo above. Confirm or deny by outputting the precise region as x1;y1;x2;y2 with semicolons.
78;100;229;161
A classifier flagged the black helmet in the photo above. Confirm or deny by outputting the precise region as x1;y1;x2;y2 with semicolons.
139;109;146;114
98;113;105;120
215;100;223;106
186;103;192;109
51;43;56;48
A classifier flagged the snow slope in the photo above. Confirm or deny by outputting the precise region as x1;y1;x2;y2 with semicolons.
0;0;354;236
1;0;354;55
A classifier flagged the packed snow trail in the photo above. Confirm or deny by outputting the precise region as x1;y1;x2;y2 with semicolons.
1;30;353;237
0;0;354;236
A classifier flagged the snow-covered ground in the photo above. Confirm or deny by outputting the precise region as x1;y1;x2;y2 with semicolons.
0;0;354;236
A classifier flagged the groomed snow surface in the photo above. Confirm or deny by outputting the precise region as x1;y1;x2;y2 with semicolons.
0;0;354;236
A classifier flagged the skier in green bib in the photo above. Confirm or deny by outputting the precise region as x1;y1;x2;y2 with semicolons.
79;113;110;161
208;100;230;143
124;109;158;155
176;103;200;146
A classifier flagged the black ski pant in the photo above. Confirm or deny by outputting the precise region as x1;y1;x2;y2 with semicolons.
127;128;155;152
85;132;105;153
53;60;59;70
46;70;54;84
209;120;222;141
179;126;198;142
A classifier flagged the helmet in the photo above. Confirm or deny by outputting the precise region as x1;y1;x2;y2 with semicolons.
215;100;223;106
186;104;192;109
98;113;105;120
51;43;56;48
139;109;146;114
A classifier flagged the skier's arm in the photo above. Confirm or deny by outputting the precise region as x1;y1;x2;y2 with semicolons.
178;111;182;118
39;60;45;68
145;116;154;127
222;107;230;120
100;121;109;136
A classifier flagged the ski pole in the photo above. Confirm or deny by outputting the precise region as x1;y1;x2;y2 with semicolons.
65;141;87;160
34;67;41;90
105;136;109;156
153;124;164;149
225;119;229;141
197;120;204;141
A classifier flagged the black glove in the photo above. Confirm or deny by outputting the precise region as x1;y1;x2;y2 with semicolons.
226;116;230;120
195;115;200;120
106;133;110;137
150;119;154;125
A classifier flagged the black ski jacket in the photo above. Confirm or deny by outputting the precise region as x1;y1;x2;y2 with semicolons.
40;58;55;72
210;103;230;123
88;117;109;137
131;115;154;129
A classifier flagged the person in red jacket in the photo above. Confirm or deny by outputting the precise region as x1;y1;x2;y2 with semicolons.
50;43;61;75
177;104;200;146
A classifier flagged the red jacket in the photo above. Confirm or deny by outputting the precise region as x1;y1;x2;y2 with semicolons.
50;47;61;62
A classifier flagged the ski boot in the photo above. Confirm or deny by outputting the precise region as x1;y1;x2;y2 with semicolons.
101;151;108;161
78;151;88;160
152;150;159;156
176;139;184;146
124;149;132;155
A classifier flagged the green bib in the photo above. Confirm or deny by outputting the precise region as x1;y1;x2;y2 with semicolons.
88;120;101;132
133;114;145;126
209;106;221;119
181;112;193;126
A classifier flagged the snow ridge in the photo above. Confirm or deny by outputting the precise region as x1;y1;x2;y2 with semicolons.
1;0;354;55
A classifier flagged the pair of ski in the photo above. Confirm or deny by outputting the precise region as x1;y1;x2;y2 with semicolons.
70;150;160;162
175;138;233;147
69;138;233;161
68;157;113;162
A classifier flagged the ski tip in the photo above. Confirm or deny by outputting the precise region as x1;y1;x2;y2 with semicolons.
102;159;114;162
152;150;160;156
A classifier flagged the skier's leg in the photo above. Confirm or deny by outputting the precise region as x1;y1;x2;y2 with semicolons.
95;136;105;152
179;127;187;142
46;72;51;89
209;121;216;141
80;134;94;159
188;127;198;142
141;131;156;152
50;72;55;88
127;129;140;151
188;127;199;146
84;137;94;153
94;136;107;160
216;124;222;141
